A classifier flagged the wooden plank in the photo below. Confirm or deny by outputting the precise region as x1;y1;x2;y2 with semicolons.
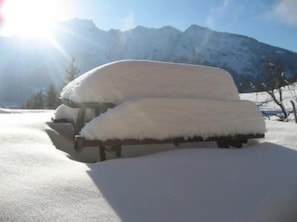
74;134;264;161
62;98;115;110
216;141;229;148
75;134;264;148
99;146;106;161
228;140;244;148
73;107;86;140
51;118;73;124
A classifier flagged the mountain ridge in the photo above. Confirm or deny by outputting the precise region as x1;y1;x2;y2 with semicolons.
1;18;297;107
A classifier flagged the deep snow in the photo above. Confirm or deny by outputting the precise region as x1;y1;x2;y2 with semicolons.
81;98;266;140
0;109;297;222
61;60;240;104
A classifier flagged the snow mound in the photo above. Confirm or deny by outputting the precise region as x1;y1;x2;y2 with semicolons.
61;60;240;104
53;104;79;121
0;108;11;113
53;104;95;122
81;98;266;141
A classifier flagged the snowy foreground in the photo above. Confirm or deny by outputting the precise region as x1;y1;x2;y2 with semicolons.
1;110;297;222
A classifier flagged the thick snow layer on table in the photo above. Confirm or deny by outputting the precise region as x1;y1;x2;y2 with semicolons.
0;110;297;222
53;104;95;122
81;98;266;140
61;60;240;104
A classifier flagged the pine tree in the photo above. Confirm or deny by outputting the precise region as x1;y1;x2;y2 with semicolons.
23;57;80;109
46;83;60;109
23;98;34;109
33;90;45;109
23;90;44;109
64;57;80;85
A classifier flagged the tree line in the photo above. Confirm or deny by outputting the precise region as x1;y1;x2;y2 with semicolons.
23;57;80;109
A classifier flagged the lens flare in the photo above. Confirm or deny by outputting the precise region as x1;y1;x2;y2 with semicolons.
1;0;67;40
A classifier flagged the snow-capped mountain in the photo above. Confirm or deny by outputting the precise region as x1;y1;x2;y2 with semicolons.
1;18;297;106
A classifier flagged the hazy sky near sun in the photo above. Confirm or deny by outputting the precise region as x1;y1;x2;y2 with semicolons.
1;0;297;52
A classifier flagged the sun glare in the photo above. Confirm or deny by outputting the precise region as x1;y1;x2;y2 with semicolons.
1;0;67;41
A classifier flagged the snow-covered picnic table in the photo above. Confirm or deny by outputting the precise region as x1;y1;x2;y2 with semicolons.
55;60;266;160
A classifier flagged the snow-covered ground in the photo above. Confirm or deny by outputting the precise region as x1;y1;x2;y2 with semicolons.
1;109;297;222
240;87;297;121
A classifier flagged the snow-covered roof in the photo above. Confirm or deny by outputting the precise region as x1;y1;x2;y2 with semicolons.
61;60;240;104
80;98;266;141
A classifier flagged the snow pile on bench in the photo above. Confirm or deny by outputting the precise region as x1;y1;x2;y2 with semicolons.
61;60;240;104
53;104;95;122
81;98;266;141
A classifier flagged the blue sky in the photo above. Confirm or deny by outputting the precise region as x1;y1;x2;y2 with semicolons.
62;0;297;52
0;0;296;52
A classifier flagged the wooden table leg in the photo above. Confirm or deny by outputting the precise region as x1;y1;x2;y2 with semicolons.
99;146;106;161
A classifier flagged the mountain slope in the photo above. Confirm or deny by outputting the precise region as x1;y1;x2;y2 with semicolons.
1;18;297;106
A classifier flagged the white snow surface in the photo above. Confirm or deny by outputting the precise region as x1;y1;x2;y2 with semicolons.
240;89;296;116
53;104;95;122
1;110;297;222
53;104;79;121
81;98;266;140
61;60;240;104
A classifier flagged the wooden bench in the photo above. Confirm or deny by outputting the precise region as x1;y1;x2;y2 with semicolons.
55;60;266;161
60;99;115;138
75;134;264;161
73;97;265;161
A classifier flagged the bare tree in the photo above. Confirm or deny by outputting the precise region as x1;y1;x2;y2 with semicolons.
240;60;297;120
287;82;297;102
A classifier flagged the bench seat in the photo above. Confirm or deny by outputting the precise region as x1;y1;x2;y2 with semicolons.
75;98;266;160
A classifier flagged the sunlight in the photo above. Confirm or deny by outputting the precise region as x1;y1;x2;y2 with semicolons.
1;0;68;41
